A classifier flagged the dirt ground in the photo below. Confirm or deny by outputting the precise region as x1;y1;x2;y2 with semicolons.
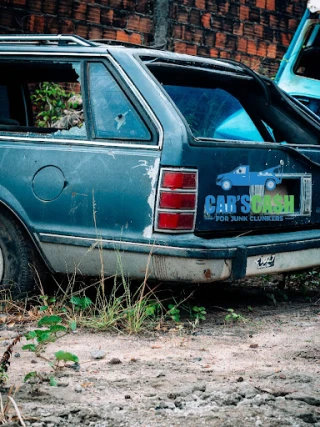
0;279;319;427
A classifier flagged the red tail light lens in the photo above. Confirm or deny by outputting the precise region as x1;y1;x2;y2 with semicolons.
162;171;197;189
156;168;198;233
159;192;196;209
158;212;195;230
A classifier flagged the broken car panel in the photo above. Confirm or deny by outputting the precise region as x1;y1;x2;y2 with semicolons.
276;3;320;116
0;35;320;296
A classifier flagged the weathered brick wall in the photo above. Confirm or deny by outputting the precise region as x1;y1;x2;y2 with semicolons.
0;0;154;45
0;0;305;76
168;0;305;75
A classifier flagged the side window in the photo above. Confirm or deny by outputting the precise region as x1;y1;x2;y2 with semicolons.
163;85;264;142
0;60;86;139
88;62;151;141
294;23;320;80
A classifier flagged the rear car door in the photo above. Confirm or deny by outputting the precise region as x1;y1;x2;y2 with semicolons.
0;55;161;274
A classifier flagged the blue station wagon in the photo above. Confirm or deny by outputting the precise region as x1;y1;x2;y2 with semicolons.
1;34;320;296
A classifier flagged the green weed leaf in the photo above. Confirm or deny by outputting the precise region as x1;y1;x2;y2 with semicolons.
49;376;57;386
35;330;52;343
54;351;79;363
70;296;93;310
22;344;36;352
69;320;77;331
24;371;38;382
38;315;62;327
49;325;67;334
25;330;37;340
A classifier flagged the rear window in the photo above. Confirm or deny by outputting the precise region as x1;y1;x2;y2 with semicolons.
163;85;263;141
145;61;268;142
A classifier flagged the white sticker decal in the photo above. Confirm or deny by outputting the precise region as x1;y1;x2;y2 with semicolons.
255;255;276;269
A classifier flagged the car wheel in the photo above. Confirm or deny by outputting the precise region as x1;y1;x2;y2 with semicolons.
0;211;44;298
265;179;276;191
221;180;232;191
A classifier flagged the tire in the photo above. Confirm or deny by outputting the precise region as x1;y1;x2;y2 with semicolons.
221;179;232;191
265;179;276;191
0;210;44;299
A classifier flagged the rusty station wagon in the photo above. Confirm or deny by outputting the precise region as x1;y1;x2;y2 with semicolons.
1;34;320;296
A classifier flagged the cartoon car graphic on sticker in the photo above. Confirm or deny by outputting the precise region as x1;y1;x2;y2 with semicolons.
216;164;283;191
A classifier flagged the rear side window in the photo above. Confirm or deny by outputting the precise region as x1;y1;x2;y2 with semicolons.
88;62;151;141
0;60;86;139
164;85;263;141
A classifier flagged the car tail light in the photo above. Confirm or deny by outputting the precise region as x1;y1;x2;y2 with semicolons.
155;169;198;232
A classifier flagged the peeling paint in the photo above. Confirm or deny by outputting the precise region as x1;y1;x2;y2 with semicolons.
143;157;160;238
132;160;148;169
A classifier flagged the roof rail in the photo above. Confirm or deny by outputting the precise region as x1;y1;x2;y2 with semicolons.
0;34;96;47
91;39;167;50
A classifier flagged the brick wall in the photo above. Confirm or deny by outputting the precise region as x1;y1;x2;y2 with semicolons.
0;0;305;76
168;0;305;75
0;0;155;45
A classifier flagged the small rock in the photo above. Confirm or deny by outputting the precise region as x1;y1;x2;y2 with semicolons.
70;362;80;372
286;392;320;406
184;394;197;402
74;384;83;393
14;352;20;358
192;383;206;393
125;395;131;399
238;382;258;398
39;411;52;417
0;423;20;427
109;358;122;365
279;374;286;380
249;344;259;349
91;350;106;360
157;401;176;410
42;416;62;424
2;341;9;346
156;371;165;378
31;359;38;364
237;377;244;382
167;393;177;400
57;381;69;387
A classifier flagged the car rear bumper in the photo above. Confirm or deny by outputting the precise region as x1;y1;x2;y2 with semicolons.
38;229;320;282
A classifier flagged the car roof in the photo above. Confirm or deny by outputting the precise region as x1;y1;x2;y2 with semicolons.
0;33;245;74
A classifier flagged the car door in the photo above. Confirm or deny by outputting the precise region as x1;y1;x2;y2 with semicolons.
0;55;162;273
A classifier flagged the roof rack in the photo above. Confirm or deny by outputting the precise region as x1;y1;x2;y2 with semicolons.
91;39;166;50
0;34;96;47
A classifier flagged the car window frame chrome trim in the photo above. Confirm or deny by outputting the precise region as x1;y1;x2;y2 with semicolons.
0;52;163;150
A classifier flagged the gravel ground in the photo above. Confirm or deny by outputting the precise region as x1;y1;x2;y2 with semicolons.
0;280;319;427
